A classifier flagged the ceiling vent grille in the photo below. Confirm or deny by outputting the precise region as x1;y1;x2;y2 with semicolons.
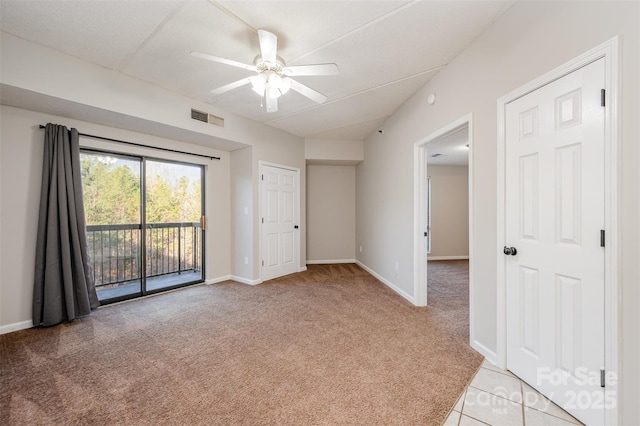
430;153;443;158
191;108;224;127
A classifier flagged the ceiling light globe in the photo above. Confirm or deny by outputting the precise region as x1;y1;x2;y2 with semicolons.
250;74;267;96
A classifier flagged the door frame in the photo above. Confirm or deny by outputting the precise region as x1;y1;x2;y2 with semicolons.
413;113;474;311
258;161;301;282
496;37;619;424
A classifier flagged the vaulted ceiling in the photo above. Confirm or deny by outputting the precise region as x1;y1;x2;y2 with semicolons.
0;0;513;141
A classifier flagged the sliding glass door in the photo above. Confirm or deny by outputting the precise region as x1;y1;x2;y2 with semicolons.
144;160;203;293
80;151;204;303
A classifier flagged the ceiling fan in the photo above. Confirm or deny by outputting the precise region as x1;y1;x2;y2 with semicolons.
191;29;339;113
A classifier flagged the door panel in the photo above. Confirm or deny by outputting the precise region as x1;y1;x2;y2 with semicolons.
261;165;299;281
505;58;605;425
145;160;204;293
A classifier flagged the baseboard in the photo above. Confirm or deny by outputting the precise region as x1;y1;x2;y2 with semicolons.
427;255;469;261
0;320;33;335
205;275;231;285
306;259;356;265
298;266;308;272
355;260;416;305
230;275;263;286
471;339;498;366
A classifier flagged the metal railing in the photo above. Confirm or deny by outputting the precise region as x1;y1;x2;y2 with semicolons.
87;222;201;288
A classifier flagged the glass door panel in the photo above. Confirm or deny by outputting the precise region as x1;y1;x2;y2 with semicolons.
144;160;204;292
80;152;143;301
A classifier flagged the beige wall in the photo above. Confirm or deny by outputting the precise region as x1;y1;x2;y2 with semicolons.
305;139;364;164
306;165;356;262
356;2;638;423
427;165;469;258
0;105;231;330
230;147;253;280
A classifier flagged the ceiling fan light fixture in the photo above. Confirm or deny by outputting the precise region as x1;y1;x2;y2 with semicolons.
250;74;267;96
251;72;291;99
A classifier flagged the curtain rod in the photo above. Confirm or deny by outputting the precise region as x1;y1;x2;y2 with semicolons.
39;125;221;160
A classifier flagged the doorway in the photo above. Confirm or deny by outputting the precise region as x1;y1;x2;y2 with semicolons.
413;114;474;311
80;150;205;303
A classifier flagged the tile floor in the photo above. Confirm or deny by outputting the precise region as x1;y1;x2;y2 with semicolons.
442;360;584;426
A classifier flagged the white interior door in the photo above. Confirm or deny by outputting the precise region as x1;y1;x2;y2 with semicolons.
261;164;299;281
505;58;605;425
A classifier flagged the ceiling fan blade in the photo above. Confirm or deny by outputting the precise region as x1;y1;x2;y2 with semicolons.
265;94;278;112
258;29;278;65
211;77;253;95
284;63;340;77
288;79;328;104
191;51;256;72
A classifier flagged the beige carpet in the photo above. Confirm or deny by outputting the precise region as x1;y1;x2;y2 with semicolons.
0;262;482;425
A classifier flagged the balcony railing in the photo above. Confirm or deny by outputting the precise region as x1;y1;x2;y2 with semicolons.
86;222;201;289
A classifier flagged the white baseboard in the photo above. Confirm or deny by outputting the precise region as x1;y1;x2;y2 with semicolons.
298;266;308;272
427;255;469;261
205;275;231;285
306;259;356;265
471;339;498;366
230;275;263;286
0;319;33;335
355;260;416;305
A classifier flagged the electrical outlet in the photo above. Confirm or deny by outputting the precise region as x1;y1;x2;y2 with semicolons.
244;256;249;265
359;245;363;253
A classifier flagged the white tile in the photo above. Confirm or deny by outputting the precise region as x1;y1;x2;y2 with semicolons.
524;406;581;425
521;382;581;424
454;390;466;412
463;386;524;426
443;410;461;426
470;367;523;404
459;414;489;425
481;359;518;378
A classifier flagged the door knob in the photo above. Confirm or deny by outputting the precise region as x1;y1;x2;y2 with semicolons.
503;246;517;256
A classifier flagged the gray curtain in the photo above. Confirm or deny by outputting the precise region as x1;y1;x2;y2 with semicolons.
33;123;99;326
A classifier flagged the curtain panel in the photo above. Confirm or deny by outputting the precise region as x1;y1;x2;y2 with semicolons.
33;123;99;326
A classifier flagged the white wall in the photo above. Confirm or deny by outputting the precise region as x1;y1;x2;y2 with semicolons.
356;2;638;423
305;139;364;165
306;165;356;263
0;105;231;331
230;147;253;280
427;165;469;258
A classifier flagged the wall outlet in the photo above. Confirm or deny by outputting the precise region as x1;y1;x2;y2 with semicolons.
244;256;249;265
359;245;363;253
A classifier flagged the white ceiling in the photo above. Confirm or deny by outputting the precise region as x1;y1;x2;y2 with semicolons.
0;0;513;141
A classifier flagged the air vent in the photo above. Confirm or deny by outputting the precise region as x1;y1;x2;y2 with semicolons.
191;108;224;127
430;153;443;158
